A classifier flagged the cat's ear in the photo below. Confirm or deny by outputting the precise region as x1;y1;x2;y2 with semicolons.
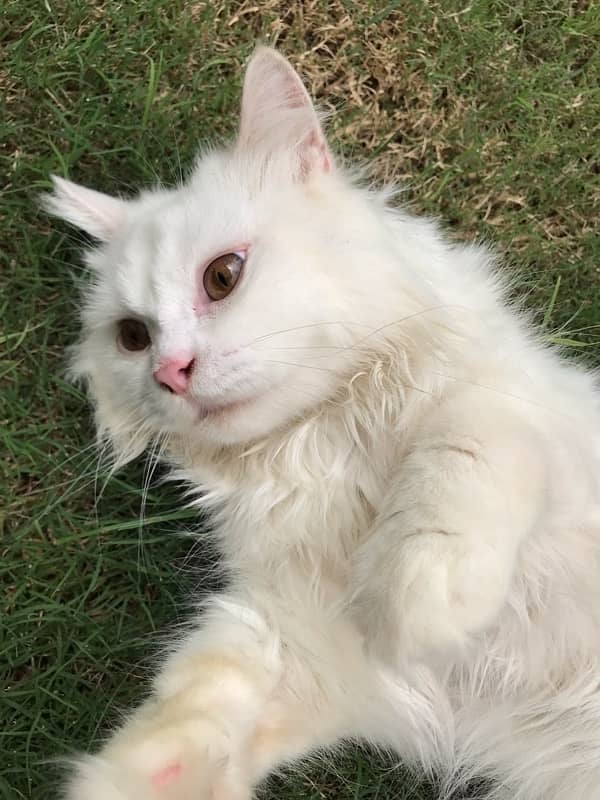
43;176;128;242
237;47;332;180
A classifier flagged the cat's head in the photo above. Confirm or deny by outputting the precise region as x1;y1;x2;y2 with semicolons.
45;48;436;462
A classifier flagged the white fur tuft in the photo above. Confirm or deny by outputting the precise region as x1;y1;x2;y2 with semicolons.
43;175;129;242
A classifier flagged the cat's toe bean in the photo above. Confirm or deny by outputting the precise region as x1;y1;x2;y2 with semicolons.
151;762;183;788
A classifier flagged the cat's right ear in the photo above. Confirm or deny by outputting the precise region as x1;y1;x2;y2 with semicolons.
237;47;332;181
43;176;128;242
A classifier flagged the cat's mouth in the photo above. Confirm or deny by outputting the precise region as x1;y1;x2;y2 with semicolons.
189;394;256;422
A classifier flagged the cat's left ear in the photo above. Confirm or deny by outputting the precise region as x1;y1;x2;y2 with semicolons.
237;47;333;180
43;176;128;242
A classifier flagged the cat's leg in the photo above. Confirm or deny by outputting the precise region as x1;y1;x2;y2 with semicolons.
63;594;356;800
351;391;547;663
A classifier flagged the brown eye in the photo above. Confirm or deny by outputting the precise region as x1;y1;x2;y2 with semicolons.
117;318;151;352
203;253;244;301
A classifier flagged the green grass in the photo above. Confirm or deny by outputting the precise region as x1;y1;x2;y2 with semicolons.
2;1;598;798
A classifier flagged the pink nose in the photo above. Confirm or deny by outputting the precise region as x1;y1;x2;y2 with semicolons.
153;356;195;395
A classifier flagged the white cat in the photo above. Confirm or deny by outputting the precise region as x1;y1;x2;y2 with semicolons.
45;47;600;800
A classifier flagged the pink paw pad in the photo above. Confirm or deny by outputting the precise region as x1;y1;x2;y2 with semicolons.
151;761;183;788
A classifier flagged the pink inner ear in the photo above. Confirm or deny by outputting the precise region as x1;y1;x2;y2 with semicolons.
298;130;332;179
312;131;332;173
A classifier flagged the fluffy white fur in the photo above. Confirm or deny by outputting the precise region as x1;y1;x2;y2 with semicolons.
46;47;600;799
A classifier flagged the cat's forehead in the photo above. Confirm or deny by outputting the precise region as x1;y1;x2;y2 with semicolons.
118;192;231;272
132;158;256;252
99;169;251;315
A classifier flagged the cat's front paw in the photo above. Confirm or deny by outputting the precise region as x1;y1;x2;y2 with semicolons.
64;713;248;800
354;532;510;664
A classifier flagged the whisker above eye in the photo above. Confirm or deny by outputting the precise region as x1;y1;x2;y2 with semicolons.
263;359;343;375
255;344;352;351
246;320;377;347
246;305;465;353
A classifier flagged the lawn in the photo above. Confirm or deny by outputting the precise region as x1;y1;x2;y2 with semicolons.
2;1;598;798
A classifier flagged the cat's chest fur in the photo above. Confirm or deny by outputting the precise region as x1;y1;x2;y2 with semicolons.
178;396;413;594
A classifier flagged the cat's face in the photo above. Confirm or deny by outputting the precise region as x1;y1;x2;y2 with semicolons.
68;166;360;451
47;48;403;455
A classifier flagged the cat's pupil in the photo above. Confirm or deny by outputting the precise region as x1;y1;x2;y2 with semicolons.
217;269;230;287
